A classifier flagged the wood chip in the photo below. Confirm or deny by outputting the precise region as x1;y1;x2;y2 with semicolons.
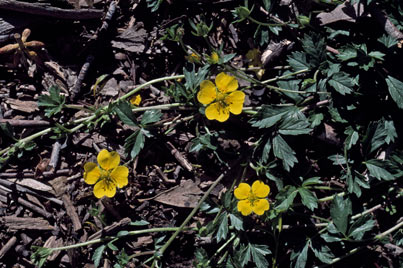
43;236;64;261
153;179;203;208
5;98;38;113
6;178;54;193
2;216;54;231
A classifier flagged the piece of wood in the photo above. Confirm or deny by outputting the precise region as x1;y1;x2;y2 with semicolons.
0;236;17;259
166;142;193;172
0;0;103;20
88;217;131;240
2;216;54;231
0;119;50;127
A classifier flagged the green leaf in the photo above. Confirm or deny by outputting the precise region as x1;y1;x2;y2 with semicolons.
229;213;244;231
124;129;145;158
295;242;309;268
330;196;352;234
250;244;271;268
336;47;357;61
275;186;298;211
386;76;403;109
311;243;334;264
365;119;397;153
302;177;322;187
328;72;354;95
368;51;385;60
239;243;251;267
92;245;106;268
287;51;310;71
278;117;312;136
130;220;150;226
261;138;272;163
348;216;375;240
272;135;298;171
365;160;395;181
141;110;162;125
320;232;342;243
114;101;137;126
344;127;359;150
301;33;327;68
309;113;323;128
38;85;65;117
216;212;228;242
249;105;294;129
107;241;119;251
298;187;318;211
378;34;397;48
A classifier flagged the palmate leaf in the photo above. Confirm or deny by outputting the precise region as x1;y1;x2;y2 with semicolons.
216;211;228;242
249;105;294;129
38;85;65;117
328;72;354;95
385;76;403;109
278;117;312;135
141;110;162;125
272;135;298;171
298;187;318;211
310;243;334;264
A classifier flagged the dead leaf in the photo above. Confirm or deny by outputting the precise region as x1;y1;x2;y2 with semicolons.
111;22;147;53
154;179;203;208
6;98;38;113
317;2;366;25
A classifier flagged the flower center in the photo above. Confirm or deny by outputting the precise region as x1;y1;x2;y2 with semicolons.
99;168;116;185
247;192;258;205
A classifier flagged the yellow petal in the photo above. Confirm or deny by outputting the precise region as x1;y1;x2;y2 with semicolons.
110;166;129;188
84;162;100;185
215;72;238;93
234;183;251;200
205;102;230;122
252;199;270;215
197;80;217;105
237;200;253;216
225;91;245;115
93;179;116;198
97;149;120;171
252;180;270;198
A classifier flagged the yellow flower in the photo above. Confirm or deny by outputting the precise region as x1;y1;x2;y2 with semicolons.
186;52;201;63
130;94;141;106
234;180;270;216
208;51;219;64
197;72;245;122
83;149;129;198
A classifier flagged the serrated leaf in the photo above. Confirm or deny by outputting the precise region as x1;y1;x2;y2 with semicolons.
92;245;106;268
287;51;310;71
378;34;397;48
295;242;309;268
38;86;65;117
278;117;312;135
141;110;162;125
239;243;251;267
385;76;403;109
330;196;352;234
298;187;318;211
311;244;334;264
114;101;137;126
261;138;272;163
309;113;323;128
275;186;298;211
124;129;145;158
328;72;354;95
216;212;228;242
348;216;375;240
365;160;395;181
320;232;342;243
368;51;385;60
272;135;298;171
107;241;119;251
336;47;357;61
250;244;271;268
249;105;294;128
229;213;244;231
344;128;359;150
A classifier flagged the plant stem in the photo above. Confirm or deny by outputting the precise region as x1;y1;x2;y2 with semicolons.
248;16;285;27
49;227;182;252
151;172;226;268
117;75;185;103
318;192;346;202
261;68;309;84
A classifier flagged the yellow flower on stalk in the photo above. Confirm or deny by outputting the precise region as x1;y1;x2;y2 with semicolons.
234;180;270;216
208;51;219;64
84;149;129;198
186;52;201;63
197;72;245;122
130;94;141;106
